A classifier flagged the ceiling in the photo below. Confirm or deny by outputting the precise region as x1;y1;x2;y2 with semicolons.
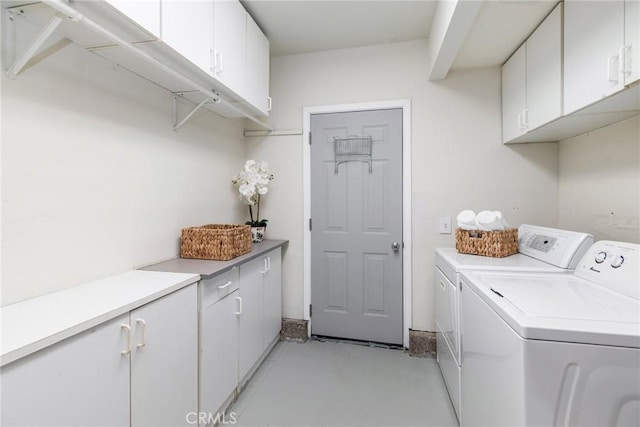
241;0;560;70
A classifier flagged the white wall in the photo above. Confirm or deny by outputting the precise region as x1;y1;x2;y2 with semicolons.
247;39;559;331
559;116;640;243
1;41;247;305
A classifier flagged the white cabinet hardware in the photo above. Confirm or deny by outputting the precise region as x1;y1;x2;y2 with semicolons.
135;318;147;348
121;324;132;355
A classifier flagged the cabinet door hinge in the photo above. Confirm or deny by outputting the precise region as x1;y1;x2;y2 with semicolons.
309;218;312;231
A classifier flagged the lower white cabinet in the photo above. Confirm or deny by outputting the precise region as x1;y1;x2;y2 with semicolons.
0;284;198;427
238;254;266;381
238;248;282;381
130;284;198;427
200;286;240;423
1;314;131;427
263;248;282;349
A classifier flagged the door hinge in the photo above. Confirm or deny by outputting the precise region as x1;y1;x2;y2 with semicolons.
309;304;312;317
309;218;312;231
309;132;312;145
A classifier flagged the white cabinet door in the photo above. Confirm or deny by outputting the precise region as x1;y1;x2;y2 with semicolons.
200;289;240;418
161;0;215;76
263;248;282;349
238;255;265;381
130;284;198;427
213;0;247;96
246;13;271;114
526;3;562;130
501;44;527;143
625;0;640;85
0;315;130;426
106;0;161;38
564;0;625;114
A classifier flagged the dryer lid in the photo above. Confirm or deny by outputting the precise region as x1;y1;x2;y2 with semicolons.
462;271;640;348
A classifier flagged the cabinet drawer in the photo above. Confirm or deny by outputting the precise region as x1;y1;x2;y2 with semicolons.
200;267;239;308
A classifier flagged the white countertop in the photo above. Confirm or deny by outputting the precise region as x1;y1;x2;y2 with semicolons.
1;270;199;367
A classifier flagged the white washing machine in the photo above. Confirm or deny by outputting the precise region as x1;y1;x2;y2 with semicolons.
460;240;640;426
435;224;593;422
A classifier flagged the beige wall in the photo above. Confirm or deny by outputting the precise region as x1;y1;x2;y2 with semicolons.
559;116;640;243
247;40;559;331
1;41;246;305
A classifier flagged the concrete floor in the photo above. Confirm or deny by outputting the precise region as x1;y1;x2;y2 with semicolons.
230;339;459;427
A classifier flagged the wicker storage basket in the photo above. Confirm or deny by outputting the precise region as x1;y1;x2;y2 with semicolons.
181;224;252;260
455;228;518;258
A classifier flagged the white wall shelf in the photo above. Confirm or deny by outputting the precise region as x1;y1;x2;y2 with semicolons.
4;0;273;131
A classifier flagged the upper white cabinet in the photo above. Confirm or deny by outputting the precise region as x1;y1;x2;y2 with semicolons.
105;0;161;39
625;0;640;85
161;0;215;77
246;13;272;115
563;0;639;114
502;44;527;142
213;0;248;99
502;4;562;143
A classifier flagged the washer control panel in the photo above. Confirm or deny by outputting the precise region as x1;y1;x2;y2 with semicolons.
576;240;640;300
518;224;594;269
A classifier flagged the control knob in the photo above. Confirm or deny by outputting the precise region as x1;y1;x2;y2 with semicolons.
611;255;625;268
594;251;607;264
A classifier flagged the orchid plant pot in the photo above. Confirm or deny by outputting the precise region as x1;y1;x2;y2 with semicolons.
250;225;266;243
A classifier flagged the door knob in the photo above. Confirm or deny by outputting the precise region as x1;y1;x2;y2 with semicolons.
391;242;401;252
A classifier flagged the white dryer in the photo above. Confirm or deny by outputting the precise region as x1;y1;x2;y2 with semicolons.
435;224;593;421
461;240;640;426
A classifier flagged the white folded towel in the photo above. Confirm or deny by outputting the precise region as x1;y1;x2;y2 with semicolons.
456;210;477;230
494;211;510;229
476;210;505;231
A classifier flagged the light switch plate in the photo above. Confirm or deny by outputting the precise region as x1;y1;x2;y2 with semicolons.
439;216;452;234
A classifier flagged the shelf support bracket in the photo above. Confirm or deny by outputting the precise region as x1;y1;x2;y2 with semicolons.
172;93;220;131
6;13;64;79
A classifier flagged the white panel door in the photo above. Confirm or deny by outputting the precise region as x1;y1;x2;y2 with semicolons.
310;109;403;345
161;0;215;76
130;284;198;427
625;0;640;85
213;0;247;96
246;13;270;114
564;0;625;114
526;3;562;130
0;315;130;426
238;256;265;380
200;289;240;417
501;44;527;143
263;248;282;348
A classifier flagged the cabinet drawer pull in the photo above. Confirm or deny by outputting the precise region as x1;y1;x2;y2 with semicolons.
267;96;272;111
267;256;271;271
136;319;147;348
120;324;131;355
235;296;243;315
261;258;268;274
218;280;233;290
